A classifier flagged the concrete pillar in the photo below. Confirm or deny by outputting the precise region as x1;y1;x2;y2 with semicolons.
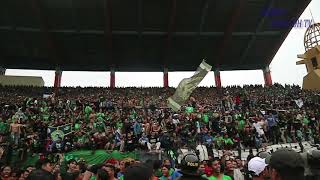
110;69;115;88
263;66;272;86
163;68;169;87
0;67;6;75
54;69;62;88
214;69;221;88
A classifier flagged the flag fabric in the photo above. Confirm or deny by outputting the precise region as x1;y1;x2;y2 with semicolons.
167;60;212;111
185;106;194;113
48;124;73;141
203;114;209;123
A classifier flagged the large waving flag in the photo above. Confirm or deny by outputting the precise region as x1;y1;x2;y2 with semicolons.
167;60;212;111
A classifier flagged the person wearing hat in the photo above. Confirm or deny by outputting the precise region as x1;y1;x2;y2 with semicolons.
248;157;269;180
175;152;202;179
268;148;305;180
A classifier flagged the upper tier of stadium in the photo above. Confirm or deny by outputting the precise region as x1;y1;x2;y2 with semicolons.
0;0;311;71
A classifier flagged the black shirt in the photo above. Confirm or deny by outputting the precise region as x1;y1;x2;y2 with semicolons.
27;169;55;180
149;136;159;144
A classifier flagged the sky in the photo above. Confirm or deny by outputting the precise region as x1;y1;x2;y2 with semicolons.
4;0;320;88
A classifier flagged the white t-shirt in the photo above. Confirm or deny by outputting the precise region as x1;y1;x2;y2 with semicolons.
172;119;180;125
234;168;244;180
253;121;264;135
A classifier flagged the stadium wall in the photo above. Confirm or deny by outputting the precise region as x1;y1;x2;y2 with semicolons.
0;75;44;87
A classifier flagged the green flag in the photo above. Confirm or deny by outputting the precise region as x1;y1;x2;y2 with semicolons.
85;106;92;114
203;114;209;123
186;107;194;113
75;123;80;130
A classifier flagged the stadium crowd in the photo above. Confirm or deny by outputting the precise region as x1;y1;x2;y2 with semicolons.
0;84;319;180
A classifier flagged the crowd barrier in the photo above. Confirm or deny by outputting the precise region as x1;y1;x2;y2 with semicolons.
176;142;316;163
16;141;317;168
212;141;316;160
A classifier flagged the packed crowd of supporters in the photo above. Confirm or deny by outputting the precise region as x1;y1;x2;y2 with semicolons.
0;84;319;179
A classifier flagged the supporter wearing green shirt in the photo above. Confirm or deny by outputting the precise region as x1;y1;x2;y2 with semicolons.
209;175;232;180
84;105;93;121
154;167;175;178
0;120;9;134
74;123;81;130
303;117;309;126
223;134;234;145
85;106;93;115
215;134;224;149
96;121;105;132
129;110;137;120
208;159;232;180
105;114;112;121
186;106;194;113
203;114;209;123
116;121;123;129
96;109;105;122
90;175;96;180
237;119;245;131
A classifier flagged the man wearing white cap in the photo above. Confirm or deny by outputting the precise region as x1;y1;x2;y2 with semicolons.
248;157;269;180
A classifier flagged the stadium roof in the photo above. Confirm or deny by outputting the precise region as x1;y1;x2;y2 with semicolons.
0;0;311;71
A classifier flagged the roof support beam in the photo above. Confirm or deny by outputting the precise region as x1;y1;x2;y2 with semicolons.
215;0;246;67
30;0;60;66
164;0;177;67
192;0;211;57
103;0;113;68
7;1;28;56
70;0;79;32
198;0;210;35
0;27;281;36
137;0;143;63
239;0;275;64
137;0;143;38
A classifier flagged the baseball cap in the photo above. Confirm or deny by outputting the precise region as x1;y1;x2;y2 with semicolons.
123;163;153;180
268;148;304;171
257;151;271;163
248;157;268;176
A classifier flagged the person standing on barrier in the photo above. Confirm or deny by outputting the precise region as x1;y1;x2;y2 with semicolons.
266;112;279;145
268;148;305;180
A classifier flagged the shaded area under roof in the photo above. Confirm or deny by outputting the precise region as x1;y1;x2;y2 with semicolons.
0;0;312;71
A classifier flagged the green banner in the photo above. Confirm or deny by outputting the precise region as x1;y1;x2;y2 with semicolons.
64;150;138;164
22;150;138;167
